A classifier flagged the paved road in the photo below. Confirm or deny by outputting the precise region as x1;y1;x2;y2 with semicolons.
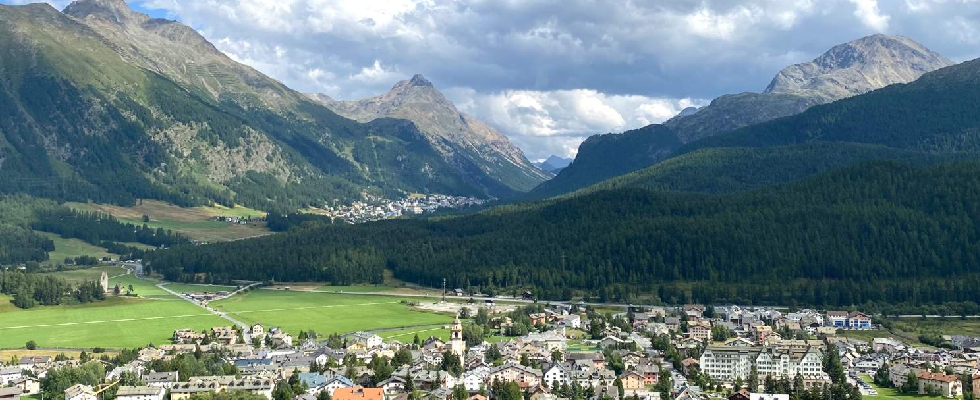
157;283;251;336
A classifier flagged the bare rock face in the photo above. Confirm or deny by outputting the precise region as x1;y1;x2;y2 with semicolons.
310;75;551;192
666;34;953;142
765;34;954;101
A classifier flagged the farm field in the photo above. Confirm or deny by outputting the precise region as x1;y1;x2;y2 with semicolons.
43;265;127;284
68;200;270;242
0;294;226;349
209;289;454;336
163;283;238;295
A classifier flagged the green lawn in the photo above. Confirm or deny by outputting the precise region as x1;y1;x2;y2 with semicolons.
0;295;225;349
42;233;117;263
44;266;128;284
860;374;946;400
209;289;454;337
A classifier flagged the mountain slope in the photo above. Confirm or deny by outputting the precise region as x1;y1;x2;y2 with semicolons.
0;1;489;211
528;35;953;199
571;56;980;197
309;75;550;196
147;160;980;307
534;155;572;173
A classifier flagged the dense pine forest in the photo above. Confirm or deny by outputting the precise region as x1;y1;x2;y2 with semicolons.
147;160;980;310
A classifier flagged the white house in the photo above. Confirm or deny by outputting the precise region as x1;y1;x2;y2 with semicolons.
463;366;490;392
0;367;23;386
544;364;571;387
115;386;166;400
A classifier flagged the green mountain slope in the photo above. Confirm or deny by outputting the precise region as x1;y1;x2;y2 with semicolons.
0;1;491;211
528;35;954;199
147;160;980;308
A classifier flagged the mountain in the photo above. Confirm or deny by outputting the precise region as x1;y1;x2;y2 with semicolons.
308;75;550;195
147;159;980;308
528;34;953;199
0;1;498;212
534;155;572;173
570;55;980;197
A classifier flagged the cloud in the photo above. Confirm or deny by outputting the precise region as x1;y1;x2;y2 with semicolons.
444;87;703;159
849;0;891;31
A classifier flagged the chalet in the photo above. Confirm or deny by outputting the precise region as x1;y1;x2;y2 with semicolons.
488;364;542;388
145;372;180;389
346;332;384;349
688;321;711;341
18;356;51;370
11;377;40;395
621;371;645;390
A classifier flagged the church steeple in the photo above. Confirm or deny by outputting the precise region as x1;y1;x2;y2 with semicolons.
450;314;465;358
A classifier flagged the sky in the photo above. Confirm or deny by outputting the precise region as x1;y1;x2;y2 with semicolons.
5;0;980;160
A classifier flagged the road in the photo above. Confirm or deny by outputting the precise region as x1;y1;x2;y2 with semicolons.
157;282;254;338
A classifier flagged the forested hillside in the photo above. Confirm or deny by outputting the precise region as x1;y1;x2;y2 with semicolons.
148;161;980;309
0;2;509;213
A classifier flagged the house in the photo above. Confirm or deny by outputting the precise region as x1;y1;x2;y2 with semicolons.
347;332;384;349
12;377;40;395
0;388;23;400
529;313;547;326
251;323;265;340
688;321;711;341
846;312;872;329
378;376;406;395
324;376;356;395
488;364;542;388
0;367;23;386
298;373;328;394
753;326;773;342
825;312;849;328
64;384;97;400
561;315;582;329
544;364;571;388
116;386;167;400
917;371;962;398
665;317;680;332
728;390;751;400
333;387;385;400
621;371;645;390
18;356;51;370
145;372;180;389
172;329;205;344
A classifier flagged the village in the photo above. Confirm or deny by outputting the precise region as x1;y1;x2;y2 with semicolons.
310;195;487;224
4;300;979;400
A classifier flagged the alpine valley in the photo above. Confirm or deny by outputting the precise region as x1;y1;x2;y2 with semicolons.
0;0;545;213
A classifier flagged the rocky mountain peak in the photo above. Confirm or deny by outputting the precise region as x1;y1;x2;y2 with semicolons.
64;0;146;26
408;74;433;87
764;34;953;99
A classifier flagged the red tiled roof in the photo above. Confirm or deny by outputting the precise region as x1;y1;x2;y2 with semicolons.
917;371;958;383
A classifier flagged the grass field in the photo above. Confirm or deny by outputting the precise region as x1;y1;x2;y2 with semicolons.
0;349;119;363
68;200;271;242
316;285;396;293
859;374;944;400
42;233;117;263
0;294;226;349
43;266;127;284
164;283;238;295
209;289;454;336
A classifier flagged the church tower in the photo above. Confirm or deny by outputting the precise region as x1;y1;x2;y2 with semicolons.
450;315;466;358
99;271;109;293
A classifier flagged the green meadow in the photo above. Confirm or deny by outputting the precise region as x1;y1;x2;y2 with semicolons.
209;289;454;336
0;295;225;349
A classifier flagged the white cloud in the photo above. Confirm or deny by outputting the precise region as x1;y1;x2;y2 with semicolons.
849;0;891;31
445;87;704;159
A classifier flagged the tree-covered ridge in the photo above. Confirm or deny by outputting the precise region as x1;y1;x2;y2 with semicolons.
149;160;980;308
569;143;978;196
0;195;188;265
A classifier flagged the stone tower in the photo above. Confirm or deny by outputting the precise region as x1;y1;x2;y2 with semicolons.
100;271;109;293
450;315;466;358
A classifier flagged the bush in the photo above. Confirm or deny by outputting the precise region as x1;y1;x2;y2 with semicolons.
26;340;37;350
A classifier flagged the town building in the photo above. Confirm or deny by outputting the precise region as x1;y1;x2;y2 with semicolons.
116;386;167;400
